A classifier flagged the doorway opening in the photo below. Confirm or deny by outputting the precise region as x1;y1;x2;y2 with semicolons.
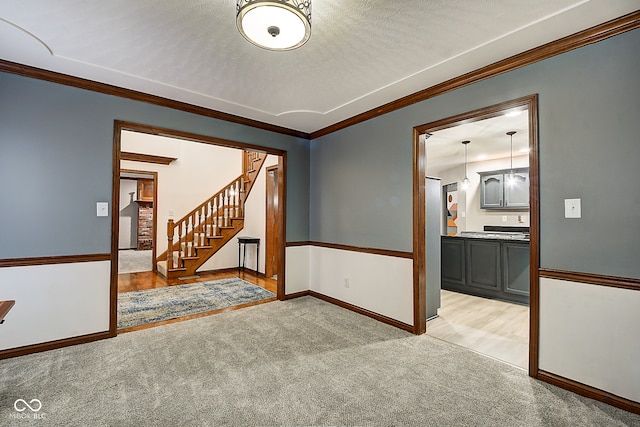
413;95;539;375
118;170;157;276
265;165;280;279
110;121;287;335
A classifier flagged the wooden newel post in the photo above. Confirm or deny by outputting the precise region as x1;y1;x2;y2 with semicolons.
167;219;174;270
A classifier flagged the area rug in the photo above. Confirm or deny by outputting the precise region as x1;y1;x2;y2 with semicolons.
117;277;275;329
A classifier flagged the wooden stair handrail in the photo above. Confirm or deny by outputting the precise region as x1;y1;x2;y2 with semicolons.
156;150;268;275
171;151;265;228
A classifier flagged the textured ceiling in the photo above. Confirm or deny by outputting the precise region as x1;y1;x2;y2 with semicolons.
0;1;637;133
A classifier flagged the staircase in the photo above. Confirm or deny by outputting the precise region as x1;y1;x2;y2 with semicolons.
156;150;267;279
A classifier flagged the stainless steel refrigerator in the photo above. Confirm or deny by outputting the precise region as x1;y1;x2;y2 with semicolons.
426;176;442;320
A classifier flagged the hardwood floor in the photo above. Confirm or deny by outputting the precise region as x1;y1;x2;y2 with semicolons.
118;268;277;293
117;269;278;333
426;290;529;369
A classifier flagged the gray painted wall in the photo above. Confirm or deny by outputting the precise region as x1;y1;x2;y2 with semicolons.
310;29;640;279
0;73;309;258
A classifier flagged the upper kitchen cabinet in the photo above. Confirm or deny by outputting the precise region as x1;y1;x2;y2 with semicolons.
504;171;529;208
479;167;529;209
480;174;504;208
137;179;154;202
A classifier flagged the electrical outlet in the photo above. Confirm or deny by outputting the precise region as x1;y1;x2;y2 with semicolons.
501;215;508;222
344;278;350;288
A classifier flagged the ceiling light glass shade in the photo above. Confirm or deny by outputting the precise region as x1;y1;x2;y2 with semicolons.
462;177;471;190
237;0;311;51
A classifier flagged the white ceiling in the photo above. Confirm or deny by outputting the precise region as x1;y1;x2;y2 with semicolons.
426;111;529;176
0;1;636;134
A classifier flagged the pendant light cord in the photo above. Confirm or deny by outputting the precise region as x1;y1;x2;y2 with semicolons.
507;131;517;169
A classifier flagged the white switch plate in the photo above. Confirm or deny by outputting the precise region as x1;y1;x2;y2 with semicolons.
501;215;508;222
96;202;109;217
564;198;581;218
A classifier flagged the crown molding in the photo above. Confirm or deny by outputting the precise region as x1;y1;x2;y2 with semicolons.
0;60;310;139
310;10;640;139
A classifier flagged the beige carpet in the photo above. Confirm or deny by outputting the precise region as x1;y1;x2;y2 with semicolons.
118;249;152;274
1;297;637;426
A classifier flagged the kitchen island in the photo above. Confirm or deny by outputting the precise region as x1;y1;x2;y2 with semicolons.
441;232;530;305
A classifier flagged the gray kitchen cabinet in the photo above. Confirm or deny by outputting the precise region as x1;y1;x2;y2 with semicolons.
441;236;529;305
502;241;530;299
480;174;503;208
466;239;501;292
479;168;529;209
504;172;529;208
442;237;465;287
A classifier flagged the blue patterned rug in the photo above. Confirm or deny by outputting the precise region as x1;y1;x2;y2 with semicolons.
118;277;276;329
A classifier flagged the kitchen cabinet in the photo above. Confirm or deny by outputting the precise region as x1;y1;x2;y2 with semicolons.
479;168;529;209
480;174;503;208
441;236;529;305
502;241;530;298
466;239;501;292
137;179;154;202
442;237;465;286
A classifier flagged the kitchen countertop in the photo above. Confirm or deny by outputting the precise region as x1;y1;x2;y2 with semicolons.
446;231;530;241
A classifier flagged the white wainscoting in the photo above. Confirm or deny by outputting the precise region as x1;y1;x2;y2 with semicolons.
308;246;414;326
0;261;111;351
539;277;640;402
285;245;310;295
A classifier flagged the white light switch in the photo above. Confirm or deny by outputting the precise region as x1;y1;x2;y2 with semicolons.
96;202;109;217
564;198;581;218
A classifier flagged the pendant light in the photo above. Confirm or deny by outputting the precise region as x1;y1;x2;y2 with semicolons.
506;131;516;186
236;0;312;51
461;140;471;190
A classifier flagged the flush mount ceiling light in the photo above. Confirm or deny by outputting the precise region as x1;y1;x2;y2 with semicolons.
461;140;471;190
236;0;312;51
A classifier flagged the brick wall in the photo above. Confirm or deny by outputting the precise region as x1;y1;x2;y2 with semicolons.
137;201;153;250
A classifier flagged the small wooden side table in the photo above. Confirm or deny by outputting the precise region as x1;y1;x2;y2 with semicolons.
237;237;260;275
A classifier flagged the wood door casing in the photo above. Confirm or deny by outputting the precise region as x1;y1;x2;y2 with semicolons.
265;166;279;278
